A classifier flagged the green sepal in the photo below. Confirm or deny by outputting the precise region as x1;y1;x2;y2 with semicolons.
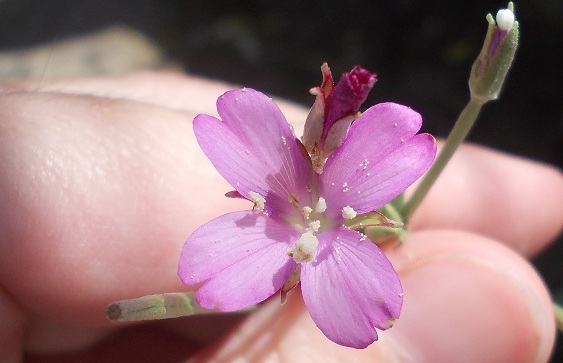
280;265;301;305
345;203;406;246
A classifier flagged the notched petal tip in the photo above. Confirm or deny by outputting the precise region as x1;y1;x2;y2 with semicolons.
300;227;402;348
179;212;299;311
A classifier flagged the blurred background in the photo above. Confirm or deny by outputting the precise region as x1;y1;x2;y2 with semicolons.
0;0;561;360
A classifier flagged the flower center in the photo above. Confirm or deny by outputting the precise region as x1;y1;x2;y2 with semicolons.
287;195;334;263
289;231;319;263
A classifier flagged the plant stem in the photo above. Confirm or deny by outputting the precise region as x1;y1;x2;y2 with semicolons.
555;302;563;332
401;97;485;221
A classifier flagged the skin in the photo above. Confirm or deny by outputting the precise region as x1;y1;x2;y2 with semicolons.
0;71;561;363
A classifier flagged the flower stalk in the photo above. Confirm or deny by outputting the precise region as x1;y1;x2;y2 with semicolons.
401;98;483;221
555;302;563;333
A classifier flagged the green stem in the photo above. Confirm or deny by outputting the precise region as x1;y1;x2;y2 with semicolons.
401;97;485;221
555;302;563;332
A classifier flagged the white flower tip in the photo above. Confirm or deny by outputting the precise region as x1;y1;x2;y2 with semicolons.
342;206;357;220
496;9;515;31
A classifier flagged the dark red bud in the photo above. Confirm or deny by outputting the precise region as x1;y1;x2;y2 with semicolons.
324;66;377;132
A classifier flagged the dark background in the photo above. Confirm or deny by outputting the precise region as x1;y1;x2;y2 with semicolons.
1;0;561;360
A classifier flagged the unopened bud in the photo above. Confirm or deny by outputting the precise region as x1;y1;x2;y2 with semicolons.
302;63;377;173
469;2;519;103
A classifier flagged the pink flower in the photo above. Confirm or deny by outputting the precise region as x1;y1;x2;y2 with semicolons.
178;88;436;348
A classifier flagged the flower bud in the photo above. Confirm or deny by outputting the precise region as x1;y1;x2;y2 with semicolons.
302;63;377;172
469;2;519;103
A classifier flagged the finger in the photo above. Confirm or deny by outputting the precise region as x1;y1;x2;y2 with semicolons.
408;142;563;256
388;230;554;362
0;78;559;322
0;85;297;355
189;230;555;363
0;90;254;356
3;72;560;255
0;75;560;355
0;71;307;126
0;91;245;326
24;323;199;363
0;73;306;329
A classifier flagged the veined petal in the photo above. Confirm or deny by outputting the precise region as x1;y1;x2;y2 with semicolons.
300;227;402;348
178;211;298;311
320;103;436;216
194;88;310;215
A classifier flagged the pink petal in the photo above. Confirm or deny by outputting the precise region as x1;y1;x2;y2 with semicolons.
194;89;310;216
178;211;298;311
300;226;402;348
320;103;436;217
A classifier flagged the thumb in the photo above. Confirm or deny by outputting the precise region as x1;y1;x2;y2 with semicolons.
387;231;554;363
189;231;555;363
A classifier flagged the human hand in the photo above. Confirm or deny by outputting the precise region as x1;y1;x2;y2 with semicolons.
0;71;561;362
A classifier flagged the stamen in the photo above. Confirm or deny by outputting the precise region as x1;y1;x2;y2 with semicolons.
308;220;321;232
302;206;313;219
315;197;327;213
342;206;357;219
249;191;265;210
290;231;319;263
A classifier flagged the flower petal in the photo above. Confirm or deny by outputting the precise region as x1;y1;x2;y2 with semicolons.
178;211;298;311
300;226;402;348
320;103;436;217
194;89;310;216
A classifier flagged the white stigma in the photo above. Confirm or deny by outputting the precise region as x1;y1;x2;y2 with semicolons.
291;231;319;263
496;9;514;31
315;197;327;213
342;206;357;219
249;191;265;210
